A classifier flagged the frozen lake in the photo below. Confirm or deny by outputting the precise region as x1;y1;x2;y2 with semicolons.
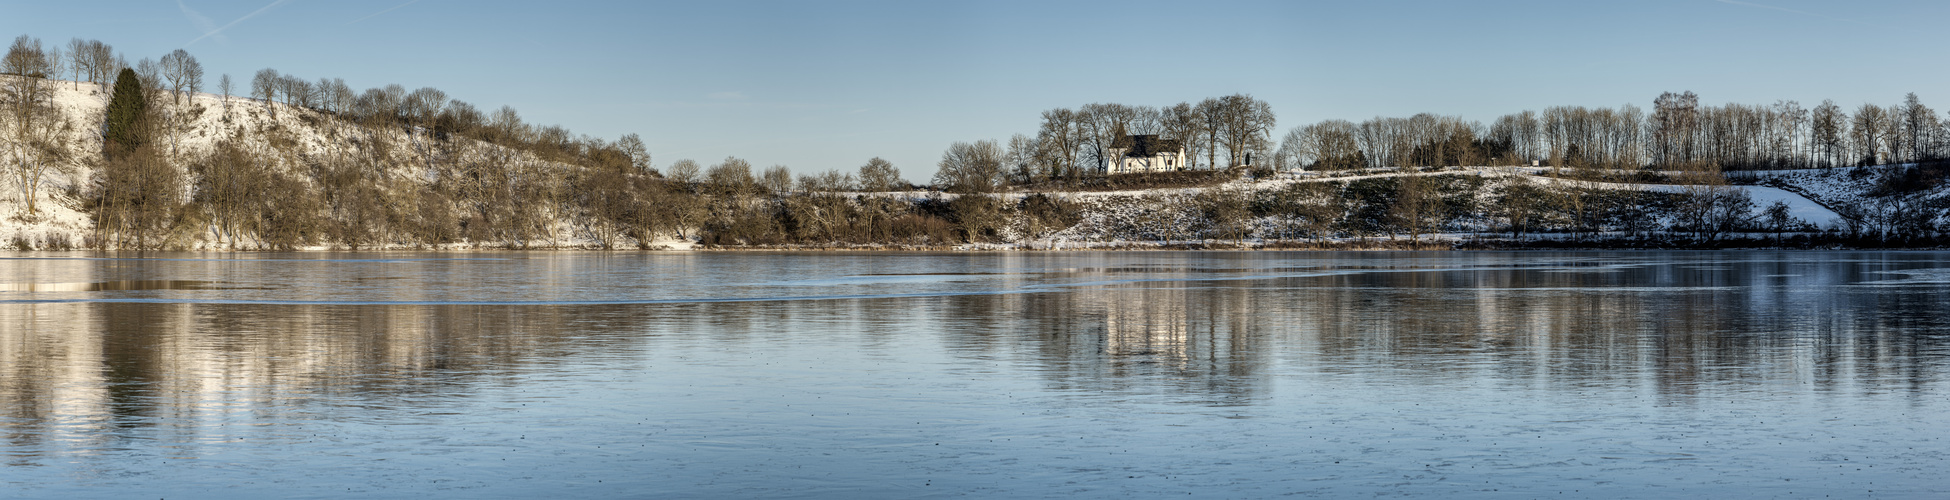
1;251;1947;498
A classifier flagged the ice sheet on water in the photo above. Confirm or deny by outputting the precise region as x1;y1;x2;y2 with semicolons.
1854;268;1950;285
755;273;1007;286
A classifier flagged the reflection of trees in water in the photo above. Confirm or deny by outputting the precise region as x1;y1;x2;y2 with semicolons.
1;302;108;458
924;256;1948;405
933;284;1270;405
3;253;1945;454
0;302;652;456
1281;259;1949;401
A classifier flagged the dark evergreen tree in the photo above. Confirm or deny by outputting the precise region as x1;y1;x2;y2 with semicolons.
103;67;145;158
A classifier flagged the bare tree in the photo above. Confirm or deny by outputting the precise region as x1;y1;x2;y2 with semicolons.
485;105;525;143
616;133;651;175
1035;108;1083;177
1513;110;1540;163
1277;119;1363;170
310;78;336;113
932;140;1004;193
326;78;354;114
761;165;793;193
158;48;202;105
218;73;233;116
86;41;117;89
62;39;117;92
1160;102;1206;168
95;144;185;249
1004;133;1041;184
1125;105;1162;135
798;169;854;192
1810;100;1846;168
1210;94;1276;167
1391;174;1441;243
443;99;483;133
1196;98;1226;169
379;84;407;118
2;36;51;78
666;159;700;185
1852;104;1890;166
1770;100;1807;168
278;75;312;108
1616;104;1647;168
63;38;89;90
1077;103;1135;172
705;156;754;193
251;68;280;118
43;44;64;87
1195;186;1251;243
1494;175;1545;238
357;86;408;124
1762;200;1794;246
1897;93;1935;163
858;157;903;192
3;35;76;216
404;87;448;127
324;78;357;114
131;58;164;96
1650;91;1700;167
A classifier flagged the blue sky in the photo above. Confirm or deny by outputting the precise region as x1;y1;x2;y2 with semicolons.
4;0;1944;178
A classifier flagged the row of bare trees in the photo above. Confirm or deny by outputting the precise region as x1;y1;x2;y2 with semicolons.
1275;92;1949;172
1649;92;1948;169
1277;113;1524;170
985;94;1276;185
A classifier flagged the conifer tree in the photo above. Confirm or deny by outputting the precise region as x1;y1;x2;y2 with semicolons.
103;67;145;158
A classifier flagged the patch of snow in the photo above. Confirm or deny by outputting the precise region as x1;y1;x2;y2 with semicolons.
1738;186;1841;228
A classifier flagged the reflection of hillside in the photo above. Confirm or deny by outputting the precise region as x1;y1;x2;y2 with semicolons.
931;280;1269;404
0;302;649;458
924;256;1947;405
0;302;105;458
3;252;1945;459
1102;287;1189;359
1271;259;1948;400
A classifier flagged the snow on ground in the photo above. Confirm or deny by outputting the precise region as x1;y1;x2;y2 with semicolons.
1740;186;1841;228
1252;167;1844;228
1751;169;1862;207
1;77;628;250
0;198;92;249
0;79;111;247
1742;165;1950;227
642;235;697;250
0;76;1893;249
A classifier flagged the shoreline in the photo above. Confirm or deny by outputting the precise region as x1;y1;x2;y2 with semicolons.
15;238;1946;253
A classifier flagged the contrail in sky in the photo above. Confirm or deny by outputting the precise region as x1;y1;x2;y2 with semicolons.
184;0;295;47
178;0;226;44
349;0;422;25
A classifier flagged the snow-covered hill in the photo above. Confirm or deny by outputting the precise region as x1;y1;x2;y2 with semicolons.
2;76;668;250
1;76;1936;250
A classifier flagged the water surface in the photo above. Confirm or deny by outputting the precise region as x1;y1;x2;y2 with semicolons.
1;251;1946;498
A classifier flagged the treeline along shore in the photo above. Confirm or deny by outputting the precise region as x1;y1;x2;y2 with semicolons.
3;35;1949;251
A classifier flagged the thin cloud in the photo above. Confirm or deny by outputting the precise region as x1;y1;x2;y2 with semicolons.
348;0;422;25
178;1;226;44
1714;0;1813;16
706;91;749;100
184;0;295;47
1712;0;1871;25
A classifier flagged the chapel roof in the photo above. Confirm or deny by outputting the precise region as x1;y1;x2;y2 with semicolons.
1111;134;1183;157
